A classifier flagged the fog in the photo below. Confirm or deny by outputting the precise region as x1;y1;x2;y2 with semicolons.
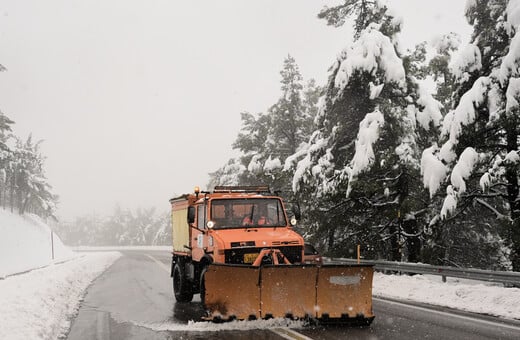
0;0;471;220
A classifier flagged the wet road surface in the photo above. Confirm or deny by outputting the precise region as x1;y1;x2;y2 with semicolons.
65;249;520;340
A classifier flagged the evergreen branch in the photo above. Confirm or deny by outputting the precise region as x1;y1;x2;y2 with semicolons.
475;198;511;221
376;172;403;182
460;191;508;199
359;196;399;207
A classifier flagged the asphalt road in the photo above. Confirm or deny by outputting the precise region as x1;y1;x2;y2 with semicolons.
65;249;520;340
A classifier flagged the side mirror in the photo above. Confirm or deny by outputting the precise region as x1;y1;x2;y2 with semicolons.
187;206;196;224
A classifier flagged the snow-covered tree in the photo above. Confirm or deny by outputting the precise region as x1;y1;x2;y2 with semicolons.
9;135;57;218
428;33;462;108
0;110;14;208
1;66;57;220
207;158;246;187
55;207;170;246
209;56;320;193
288;0;446;261
422;0;520;270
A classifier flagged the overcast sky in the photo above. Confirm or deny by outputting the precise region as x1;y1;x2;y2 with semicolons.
0;0;471;220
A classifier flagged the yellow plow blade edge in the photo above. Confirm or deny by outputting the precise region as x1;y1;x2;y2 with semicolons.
203;263;374;324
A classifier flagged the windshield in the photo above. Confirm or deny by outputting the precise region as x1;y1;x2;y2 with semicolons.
210;198;287;229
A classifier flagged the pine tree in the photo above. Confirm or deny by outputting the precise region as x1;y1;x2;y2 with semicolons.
289;0;444;261
423;0;520;270
209;56;320;194
0;111;14;208
10;135;57;218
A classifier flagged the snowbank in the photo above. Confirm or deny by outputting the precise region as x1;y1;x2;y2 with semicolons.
373;272;520;320
0;252;121;340
0;208;122;338
0;209;73;278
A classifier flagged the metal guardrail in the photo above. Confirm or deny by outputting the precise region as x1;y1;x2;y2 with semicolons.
327;258;520;286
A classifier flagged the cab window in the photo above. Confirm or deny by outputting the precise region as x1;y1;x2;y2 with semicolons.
210;198;287;229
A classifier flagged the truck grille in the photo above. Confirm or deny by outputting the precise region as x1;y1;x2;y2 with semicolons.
272;240;300;246
225;246;302;265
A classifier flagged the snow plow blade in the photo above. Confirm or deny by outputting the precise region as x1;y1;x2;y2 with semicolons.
203;263;374;324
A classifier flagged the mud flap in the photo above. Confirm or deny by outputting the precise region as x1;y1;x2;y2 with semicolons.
315;265;374;323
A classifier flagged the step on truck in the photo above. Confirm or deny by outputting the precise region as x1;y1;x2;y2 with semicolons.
170;185;374;324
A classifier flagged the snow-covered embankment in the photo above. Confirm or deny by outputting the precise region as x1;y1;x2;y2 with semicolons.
0;209;121;339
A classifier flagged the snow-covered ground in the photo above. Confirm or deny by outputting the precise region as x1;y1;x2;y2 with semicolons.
0;251;121;339
373;272;520;320
0;209;74;279
0;209;122;339
1;208;519;339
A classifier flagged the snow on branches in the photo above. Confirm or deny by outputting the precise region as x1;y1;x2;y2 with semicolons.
438;146;478;219
506;0;520;34
499;34;520;84
420;144;448;197
348;109;385;179
440;76;491;159
450;147;479;193
506;77;520;113
334;23;406;92
416;82;443;130
440;185;457;219
449;43;482;82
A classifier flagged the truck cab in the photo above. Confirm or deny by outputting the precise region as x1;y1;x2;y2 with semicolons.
185;186;304;266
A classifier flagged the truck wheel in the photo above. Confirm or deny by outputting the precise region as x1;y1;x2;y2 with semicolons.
199;266;208;307
173;263;193;303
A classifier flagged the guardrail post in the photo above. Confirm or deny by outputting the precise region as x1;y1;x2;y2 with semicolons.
438;268;447;282
51;230;55;260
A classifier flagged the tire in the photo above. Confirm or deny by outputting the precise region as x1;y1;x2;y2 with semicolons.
199;266;208;307
173;263;193;303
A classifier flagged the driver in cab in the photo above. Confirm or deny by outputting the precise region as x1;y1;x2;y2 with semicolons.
242;204;272;226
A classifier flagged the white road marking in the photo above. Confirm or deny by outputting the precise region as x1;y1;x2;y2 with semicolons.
375;297;520;331
270;327;314;340
145;254;170;273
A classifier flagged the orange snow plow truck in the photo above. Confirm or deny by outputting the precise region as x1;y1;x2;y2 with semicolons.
170;186;374;324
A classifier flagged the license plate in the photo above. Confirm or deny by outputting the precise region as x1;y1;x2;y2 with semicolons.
244;253;259;264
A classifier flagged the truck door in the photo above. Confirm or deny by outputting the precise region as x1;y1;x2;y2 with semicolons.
193;203;211;261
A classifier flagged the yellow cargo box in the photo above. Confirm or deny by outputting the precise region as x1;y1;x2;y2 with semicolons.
170;196;190;253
